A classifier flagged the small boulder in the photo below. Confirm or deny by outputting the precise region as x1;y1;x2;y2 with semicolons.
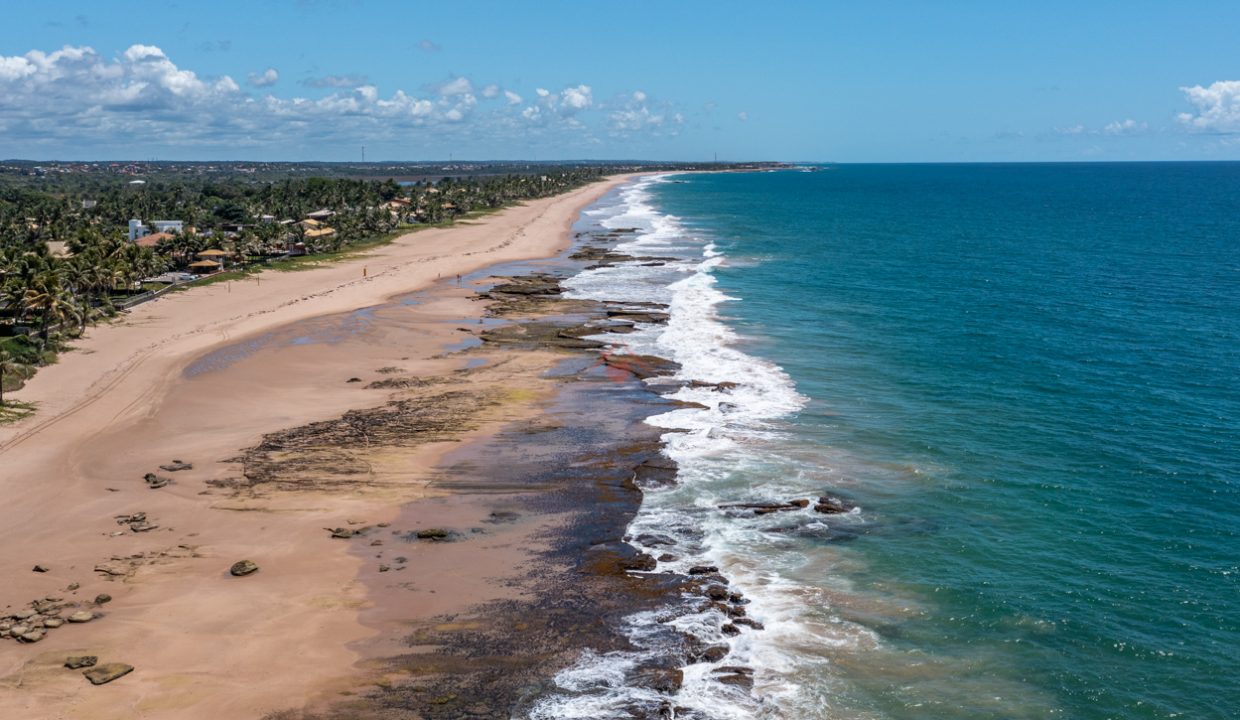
32;565;50;573
327;527;356;539
67;611;94;624
43;618;64;628
19;629;45;643
94;593;112;605
83;663;133;685
158;460;193;472
229;560;259;577
705;585;730;601
814;495;856;514
415;528;450;541
143;473;171;489
713;666;754;689
65;656;98;669
688;565;719;575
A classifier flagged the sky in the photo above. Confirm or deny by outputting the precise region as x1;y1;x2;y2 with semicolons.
2;0;1240;162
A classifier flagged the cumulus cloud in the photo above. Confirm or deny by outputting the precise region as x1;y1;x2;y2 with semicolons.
560;84;593;113
1177;81;1240;133
417;39;441;53
521;84;595;125
247;67;279;87
437;76;472;96
1103;118;1147;135
303;73;368;88
737;111;749;121
0;43;676;153
606;90;684;138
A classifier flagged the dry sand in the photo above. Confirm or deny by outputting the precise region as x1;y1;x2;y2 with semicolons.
0;175;636;718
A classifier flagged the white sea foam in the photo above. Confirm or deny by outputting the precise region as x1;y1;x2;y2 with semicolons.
535;176;877;720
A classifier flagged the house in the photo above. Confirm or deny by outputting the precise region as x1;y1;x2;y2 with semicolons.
304;227;336;240
129;219;184;241
305;209;336;221
45;241;72;258
81;199;97;210
135;231;173;249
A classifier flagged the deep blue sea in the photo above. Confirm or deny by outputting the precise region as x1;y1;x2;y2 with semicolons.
533;165;1240;719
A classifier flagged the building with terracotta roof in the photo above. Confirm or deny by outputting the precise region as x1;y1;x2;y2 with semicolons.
135;232;174;248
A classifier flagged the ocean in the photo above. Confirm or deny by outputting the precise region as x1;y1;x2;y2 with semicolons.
529;164;1240;719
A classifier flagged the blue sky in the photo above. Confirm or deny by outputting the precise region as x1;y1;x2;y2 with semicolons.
2;0;1239;162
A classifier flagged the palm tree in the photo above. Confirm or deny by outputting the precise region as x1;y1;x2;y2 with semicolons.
17;268;81;351
0;348;16;406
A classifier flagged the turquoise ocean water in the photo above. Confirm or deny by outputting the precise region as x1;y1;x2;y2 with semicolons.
532;165;1240;719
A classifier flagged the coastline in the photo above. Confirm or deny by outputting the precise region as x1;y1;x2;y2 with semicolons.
0;175;646;718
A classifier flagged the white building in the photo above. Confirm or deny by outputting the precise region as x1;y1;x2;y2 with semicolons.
129;219;184;241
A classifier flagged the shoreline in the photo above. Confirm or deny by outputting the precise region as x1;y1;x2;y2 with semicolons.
0;175;646;718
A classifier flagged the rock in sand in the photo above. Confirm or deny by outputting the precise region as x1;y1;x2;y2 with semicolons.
83;663;133;685
229;560;259;577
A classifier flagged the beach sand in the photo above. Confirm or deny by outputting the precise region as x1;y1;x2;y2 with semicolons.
0;175;638;719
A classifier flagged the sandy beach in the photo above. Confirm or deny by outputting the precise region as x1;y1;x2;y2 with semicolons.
0;175;639;718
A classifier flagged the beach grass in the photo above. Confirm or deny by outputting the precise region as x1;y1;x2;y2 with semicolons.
0;400;36;425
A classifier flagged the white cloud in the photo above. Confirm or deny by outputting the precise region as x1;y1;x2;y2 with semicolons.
606;90;683;138
438;76;472;96
0;43;669;154
560;84;592;113
0;56;37;82
1177;80;1240;132
1103;118;1147;135
1055;124;1086;135
417;39;442;53
737;111;749;122
248;67;278;87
